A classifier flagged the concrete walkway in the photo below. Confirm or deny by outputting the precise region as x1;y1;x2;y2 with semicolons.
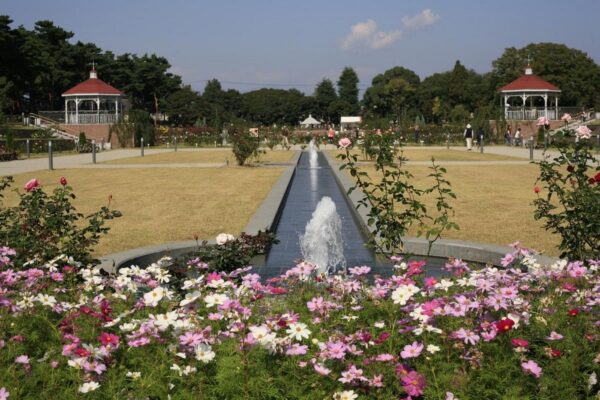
0;144;561;176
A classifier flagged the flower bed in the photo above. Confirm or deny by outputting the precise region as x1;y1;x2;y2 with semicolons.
0;244;598;399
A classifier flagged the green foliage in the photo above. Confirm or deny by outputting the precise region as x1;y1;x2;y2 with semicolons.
314;79;338;122
338;134;458;255
129;109;155;146
0;175;121;265
337;67;360;115
76;131;93;153
108;117;134;148
533;135;600;260
230;125;261;165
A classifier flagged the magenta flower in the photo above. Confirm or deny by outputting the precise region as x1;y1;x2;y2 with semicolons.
326;341;347;359
400;341;424;359
0;387;8;400
546;331;563;341
24;178;40;192
401;370;426;397
511;338;529;348
15;355;29;365
522;360;543;378
98;332;120;347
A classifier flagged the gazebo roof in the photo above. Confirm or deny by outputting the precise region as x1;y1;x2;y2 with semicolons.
300;114;321;125
62;69;124;97
499;67;560;92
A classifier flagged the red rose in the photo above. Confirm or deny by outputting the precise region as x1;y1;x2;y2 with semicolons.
534;186;541;194
594;172;600;183
550;349;561;358
567;165;575;173
568;308;579;316
494;318;515;333
60;176;67;186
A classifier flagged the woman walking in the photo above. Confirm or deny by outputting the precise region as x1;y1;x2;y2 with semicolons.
464;124;473;151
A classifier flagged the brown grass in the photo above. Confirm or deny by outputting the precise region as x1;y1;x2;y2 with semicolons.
329;148;522;162
4;167;284;256
346;163;560;255
103;149;295;165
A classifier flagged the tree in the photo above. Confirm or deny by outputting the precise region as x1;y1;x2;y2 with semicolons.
314;79;337;122
337;67;360;115
363;66;420;121
163;86;208;126
241;88;305;125
491;43;600;107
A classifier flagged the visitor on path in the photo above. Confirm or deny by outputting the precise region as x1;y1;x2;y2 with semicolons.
505;127;512;145
514;128;522;146
327;128;335;144
476;127;484;148
464;123;473;150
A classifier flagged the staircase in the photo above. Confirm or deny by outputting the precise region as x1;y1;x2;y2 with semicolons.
28;113;79;142
549;110;597;136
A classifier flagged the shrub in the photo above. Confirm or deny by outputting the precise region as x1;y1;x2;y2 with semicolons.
0;176;121;266
533;129;600;260
338;133;458;256
230;125;261;165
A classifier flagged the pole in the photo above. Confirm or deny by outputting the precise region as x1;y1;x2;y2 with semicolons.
92;140;96;164
529;138;534;161
26;139;30;158
101;138;105;152
446;133;450;150
480;137;484;153
48;140;53;170
141;137;144;157
174;136;177;152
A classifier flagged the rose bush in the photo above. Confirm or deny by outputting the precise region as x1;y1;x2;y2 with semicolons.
0;243;597;399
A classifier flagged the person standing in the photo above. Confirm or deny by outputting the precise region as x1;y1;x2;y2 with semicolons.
464;123;473;150
476;127;484;148
505;127;512;145
514;127;522;146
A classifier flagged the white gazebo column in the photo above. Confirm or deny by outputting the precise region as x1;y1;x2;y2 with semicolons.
504;95;509;118
115;99;119;121
543;94;548;118
521;94;527;120
555;96;559;119
96;97;100;124
75;98;79;124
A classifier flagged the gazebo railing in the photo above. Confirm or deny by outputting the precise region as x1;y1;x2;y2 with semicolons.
66;112;117;125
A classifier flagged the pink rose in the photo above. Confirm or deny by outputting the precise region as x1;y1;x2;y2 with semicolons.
536;116;549;127
24;178;40;192
561;113;572;123
338;137;352;149
576;125;592;140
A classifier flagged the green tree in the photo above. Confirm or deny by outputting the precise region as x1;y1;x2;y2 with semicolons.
363;66;420;121
163;86;208;126
491;43;600;107
337;67;360;115
314;79;337;122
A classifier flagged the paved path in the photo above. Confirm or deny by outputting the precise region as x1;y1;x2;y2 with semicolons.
0;145;561;176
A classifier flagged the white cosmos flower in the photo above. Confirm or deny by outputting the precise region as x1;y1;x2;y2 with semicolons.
143;287;166;307
37;294;57;307
286;322;311;341
391;284;419;305
120;322;138;332
204;293;228;308
427;344;441;354
150;311;178;331
180;291;201;307
194;344;216;363
333;390;358;400
78;381;100;393
126;371;141;380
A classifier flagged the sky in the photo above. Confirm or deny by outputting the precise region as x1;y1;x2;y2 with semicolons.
3;0;600;95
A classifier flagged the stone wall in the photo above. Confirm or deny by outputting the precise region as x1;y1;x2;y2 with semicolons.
59;124;130;149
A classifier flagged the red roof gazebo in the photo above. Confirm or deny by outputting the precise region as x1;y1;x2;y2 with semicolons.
499;65;561;120
62;67;125;124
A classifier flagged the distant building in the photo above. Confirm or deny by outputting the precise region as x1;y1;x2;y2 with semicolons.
340;116;361;132
300;114;321;128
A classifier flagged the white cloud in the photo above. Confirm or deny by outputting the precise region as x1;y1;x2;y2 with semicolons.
340;9;439;51
401;9;440;31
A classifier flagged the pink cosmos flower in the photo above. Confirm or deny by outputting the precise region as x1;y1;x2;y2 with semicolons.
313;363;331;375
348;266;371;276
522;359;542;378
375;353;395;362
98;332;120;347
511;338;529;348
401;370;426;397
326;341;347;359
179;332;203;347
339;364;366;384
546;331;563;341
286;344;308;356
24;178;39;192
15;355;29;364
370;374;384;388
0;387;8;400
400;341;424;359
338;137;352;148
453;328;480;345
576;125;592;139
50;361;59;369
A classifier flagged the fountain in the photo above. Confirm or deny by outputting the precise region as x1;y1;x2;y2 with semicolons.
308;139;318;168
299;196;346;273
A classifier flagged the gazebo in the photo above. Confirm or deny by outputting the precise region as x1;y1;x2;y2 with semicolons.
300;114;321;128
62;67;125;125
499;65;561;120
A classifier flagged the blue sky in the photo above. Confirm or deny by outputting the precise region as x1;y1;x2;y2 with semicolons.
3;0;600;94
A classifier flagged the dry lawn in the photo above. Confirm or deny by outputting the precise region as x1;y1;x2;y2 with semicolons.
104;149;295;165
4;167;284;256
329;148;522;162
346;163;560;256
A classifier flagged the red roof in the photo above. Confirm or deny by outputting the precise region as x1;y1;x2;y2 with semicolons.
499;74;560;92
62;76;123;96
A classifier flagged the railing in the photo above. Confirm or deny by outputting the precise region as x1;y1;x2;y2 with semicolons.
505;107;591;121
66;112;117;125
